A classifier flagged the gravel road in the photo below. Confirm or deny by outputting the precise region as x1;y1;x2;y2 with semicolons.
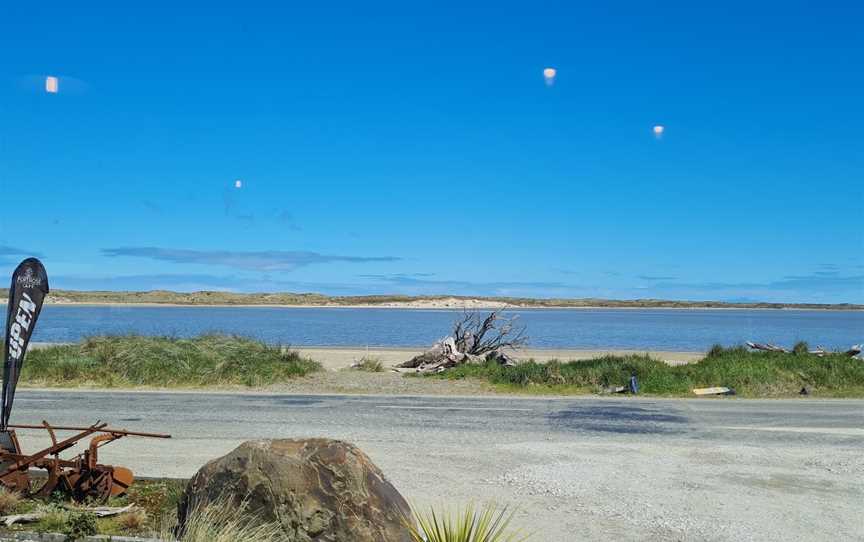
10;391;864;541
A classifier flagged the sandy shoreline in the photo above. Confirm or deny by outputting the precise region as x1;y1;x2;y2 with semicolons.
296;346;704;369
30;342;703;369
26;300;862;311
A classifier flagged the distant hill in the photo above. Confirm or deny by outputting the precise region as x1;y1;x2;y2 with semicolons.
0;289;860;310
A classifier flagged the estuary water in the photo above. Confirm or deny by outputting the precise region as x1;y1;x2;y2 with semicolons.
25;305;864;352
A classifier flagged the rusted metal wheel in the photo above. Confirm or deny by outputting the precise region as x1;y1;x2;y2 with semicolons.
70;469;114;503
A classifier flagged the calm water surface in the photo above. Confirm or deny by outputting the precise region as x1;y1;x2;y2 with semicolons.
27;306;864;351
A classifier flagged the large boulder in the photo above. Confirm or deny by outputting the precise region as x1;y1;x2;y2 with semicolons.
178;439;412;542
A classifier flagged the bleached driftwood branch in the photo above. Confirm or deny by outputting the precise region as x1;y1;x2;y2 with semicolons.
398;310;526;373
746;341;788;353
747;341;862;357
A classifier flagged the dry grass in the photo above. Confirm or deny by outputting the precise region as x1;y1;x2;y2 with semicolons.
353;357;384;372
118;508;148;531
0;489;21;515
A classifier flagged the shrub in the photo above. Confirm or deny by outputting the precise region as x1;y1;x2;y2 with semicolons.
792;341;810;355
404;503;528;542
65;510;98;541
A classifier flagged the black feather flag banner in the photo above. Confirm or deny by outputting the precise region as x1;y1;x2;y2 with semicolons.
2;258;49;429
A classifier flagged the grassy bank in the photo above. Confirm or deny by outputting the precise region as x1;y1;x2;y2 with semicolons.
18;336;864;397
432;346;864;397
22;335;321;388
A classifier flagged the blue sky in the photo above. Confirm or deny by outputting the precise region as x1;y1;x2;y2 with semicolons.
1;1;862;303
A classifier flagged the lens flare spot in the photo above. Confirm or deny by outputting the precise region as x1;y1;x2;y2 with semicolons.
543;67;557;86
653;125;665;137
234;179;243;189
45;76;58;94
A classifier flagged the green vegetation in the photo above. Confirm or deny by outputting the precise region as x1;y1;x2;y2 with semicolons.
3;287;859;309
0;480;181;537
125;478;186;526
405;503;528;542
431;346;864;397
17;336;864;397
33;504;70;534
792;341;810;355
22;335;321;388
64;510;98;541
0;479;234;540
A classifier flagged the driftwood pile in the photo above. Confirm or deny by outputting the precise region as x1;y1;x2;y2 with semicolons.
397;310;527;373
746;341;862;357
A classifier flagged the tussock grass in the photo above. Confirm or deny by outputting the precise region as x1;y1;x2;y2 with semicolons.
22;334;321;388
435;346;864;397
160;494;283;542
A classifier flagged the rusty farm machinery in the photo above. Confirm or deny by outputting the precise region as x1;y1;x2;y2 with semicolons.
0;421;170;502
0;258;171;501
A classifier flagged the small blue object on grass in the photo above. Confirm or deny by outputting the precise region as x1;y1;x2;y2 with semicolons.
629;375;639;394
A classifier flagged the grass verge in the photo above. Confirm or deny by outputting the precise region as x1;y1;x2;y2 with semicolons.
0;479;185;538
22;334;321;388
0;480;304;542
431;346;864;397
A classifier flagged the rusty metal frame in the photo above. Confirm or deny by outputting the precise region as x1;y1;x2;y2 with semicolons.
0;422;170;501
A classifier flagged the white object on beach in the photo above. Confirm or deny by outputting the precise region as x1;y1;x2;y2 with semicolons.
692;387;732;396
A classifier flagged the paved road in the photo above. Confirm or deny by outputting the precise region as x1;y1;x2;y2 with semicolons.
10;390;864;541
